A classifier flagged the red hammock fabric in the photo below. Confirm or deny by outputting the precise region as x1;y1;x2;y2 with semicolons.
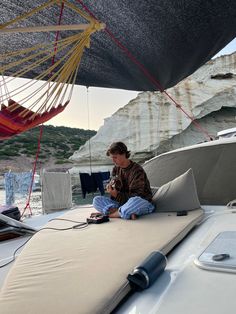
0;99;69;140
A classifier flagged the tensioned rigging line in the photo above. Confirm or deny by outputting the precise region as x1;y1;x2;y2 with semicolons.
76;0;213;141
86;86;93;174
22;1;65;217
51;1;65;76
1;0;104;211
21;125;43;217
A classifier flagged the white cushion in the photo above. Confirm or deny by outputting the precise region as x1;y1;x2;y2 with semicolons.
152;168;201;212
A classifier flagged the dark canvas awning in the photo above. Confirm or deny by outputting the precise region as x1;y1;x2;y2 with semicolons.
1;0;236;91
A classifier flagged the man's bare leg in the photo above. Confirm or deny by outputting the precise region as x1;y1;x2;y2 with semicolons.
108;208;137;220
130;213;137;220
108;208;120;218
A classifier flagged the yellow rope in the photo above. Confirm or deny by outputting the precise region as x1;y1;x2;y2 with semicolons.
61;0;95;24
0;35;80;104
0;33;79;60
1;26;100;90
14;28;92;116
0;1;104;120
0;0;99;30
1;33;86;103
0;0;58;30
37;36;88;112
1;34;80;74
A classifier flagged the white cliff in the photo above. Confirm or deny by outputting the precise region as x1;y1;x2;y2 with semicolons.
70;52;236;169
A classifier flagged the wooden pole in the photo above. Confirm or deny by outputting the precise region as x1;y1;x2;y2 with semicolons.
0;23;106;33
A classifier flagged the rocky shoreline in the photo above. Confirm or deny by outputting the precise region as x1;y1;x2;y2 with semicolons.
0;155;74;175
70;53;236;167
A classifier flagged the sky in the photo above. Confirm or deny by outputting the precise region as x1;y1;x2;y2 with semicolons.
45;37;235;131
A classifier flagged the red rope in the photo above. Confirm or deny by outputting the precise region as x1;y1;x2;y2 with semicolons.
76;0;212;141
21;2;65;217
21;125;43;217
50;1;65;76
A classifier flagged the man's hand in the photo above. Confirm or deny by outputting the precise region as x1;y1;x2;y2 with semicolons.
106;183;118;198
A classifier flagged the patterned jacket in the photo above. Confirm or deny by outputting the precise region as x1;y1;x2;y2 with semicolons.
111;160;153;205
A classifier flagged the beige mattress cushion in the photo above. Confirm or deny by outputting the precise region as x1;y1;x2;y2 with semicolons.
0;207;203;314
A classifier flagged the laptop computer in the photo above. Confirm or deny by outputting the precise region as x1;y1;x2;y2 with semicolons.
0;213;37;241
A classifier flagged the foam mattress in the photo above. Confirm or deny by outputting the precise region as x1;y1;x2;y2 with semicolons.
0;207;203;314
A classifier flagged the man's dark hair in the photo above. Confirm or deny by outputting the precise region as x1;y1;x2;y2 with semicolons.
106;142;131;158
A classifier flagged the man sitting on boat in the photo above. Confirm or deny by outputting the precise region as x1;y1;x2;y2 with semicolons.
92;142;155;219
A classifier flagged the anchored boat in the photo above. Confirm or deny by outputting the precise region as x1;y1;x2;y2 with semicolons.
0;1;236;313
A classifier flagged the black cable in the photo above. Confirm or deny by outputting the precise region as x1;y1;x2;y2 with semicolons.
0;218;89;268
0;236;32;269
48;218;89;229
49;217;87;224
39;223;88;231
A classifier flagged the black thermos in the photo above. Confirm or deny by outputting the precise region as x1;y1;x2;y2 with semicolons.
127;251;167;290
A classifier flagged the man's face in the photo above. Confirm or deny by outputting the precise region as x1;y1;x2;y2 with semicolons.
109;153;126;166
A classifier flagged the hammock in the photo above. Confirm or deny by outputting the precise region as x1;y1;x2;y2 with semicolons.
0;99;68;139
0;0;104;139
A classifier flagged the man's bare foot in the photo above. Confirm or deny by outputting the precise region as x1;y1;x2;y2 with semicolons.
131;214;137;220
90;212;103;218
108;208;120;218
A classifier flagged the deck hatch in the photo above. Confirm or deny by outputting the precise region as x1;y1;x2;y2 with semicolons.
195;231;236;273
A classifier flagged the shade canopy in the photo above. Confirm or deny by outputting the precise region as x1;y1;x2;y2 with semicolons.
1;0;236;91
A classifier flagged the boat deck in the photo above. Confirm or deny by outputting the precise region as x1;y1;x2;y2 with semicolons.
0;208;82;287
1;204;236;314
116;205;236;314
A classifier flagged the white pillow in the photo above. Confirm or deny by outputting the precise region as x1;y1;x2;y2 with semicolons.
152;168;201;212
150;186;159;197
